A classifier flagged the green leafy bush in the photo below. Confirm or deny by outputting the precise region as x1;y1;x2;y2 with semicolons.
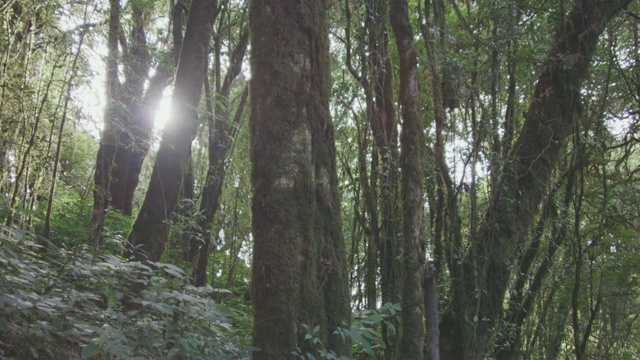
0;225;250;359
293;302;400;360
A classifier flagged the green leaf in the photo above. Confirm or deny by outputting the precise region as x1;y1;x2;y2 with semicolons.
81;343;101;359
159;263;186;279
167;348;180;359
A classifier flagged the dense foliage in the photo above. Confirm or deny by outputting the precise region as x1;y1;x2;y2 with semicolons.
0;225;250;359
2;0;640;358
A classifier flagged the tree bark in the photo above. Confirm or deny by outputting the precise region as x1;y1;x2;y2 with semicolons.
447;1;635;358
425;262;441;360
125;0;215;262
250;0;350;357
390;0;426;357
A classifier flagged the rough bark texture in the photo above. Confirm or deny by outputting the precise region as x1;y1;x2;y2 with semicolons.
250;0;350;358
440;1;635;358
390;0;426;357
125;0;214;262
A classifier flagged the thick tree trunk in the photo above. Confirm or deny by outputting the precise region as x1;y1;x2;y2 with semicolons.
125;0;215;262
390;0;426;357
443;1;635;358
250;0;350;358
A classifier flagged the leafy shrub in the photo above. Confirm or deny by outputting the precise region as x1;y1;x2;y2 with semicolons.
0;225;250;359
293;302;400;360
29;187;133;252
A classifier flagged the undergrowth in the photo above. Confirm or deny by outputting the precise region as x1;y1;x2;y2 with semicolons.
0;225;251;359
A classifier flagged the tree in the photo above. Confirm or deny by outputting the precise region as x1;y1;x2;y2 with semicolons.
250;0;350;357
438;0;636;358
125;0;215;262
389;0;427;357
192;20;250;286
4;0;640;359
90;0;177;247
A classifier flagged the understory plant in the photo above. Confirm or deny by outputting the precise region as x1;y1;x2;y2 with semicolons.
293;302;400;359
0;225;250;359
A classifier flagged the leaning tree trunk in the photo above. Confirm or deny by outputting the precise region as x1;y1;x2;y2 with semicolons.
445;1;635;358
125;0;215;262
250;0;350;358
389;0;427;357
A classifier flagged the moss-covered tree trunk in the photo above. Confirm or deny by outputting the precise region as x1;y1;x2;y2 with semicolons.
366;0;400;334
125;0;215;262
250;0;350;358
440;1;635;358
390;0;426;357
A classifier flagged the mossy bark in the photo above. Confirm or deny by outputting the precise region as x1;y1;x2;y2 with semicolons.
366;0;400;338
250;0;350;358
440;1;634;358
125;0;215;262
390;0;427;357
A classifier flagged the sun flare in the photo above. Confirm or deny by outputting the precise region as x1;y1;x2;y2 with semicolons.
153;89;174;132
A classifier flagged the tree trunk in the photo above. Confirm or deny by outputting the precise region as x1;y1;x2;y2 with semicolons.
446;1;635;358
193;29;249;286
194;84;248;286
250;0;350;357
418;1;469;358
390;0;426;357
363;2;400;356
90;0;177;246
125;0;215;262
425;262;441;360
367;0;400;312
44;33;86;238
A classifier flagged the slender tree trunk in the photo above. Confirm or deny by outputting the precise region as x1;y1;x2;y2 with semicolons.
90;0;122;245
125;0;215;262
193;29;249;286
390;0;426;357
365;2;400;356
7;51;60;227
419;0;467;357
449;1;635;357
194;84;248;286
250;0;350;357
44;32;86;238
425;262;441;360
